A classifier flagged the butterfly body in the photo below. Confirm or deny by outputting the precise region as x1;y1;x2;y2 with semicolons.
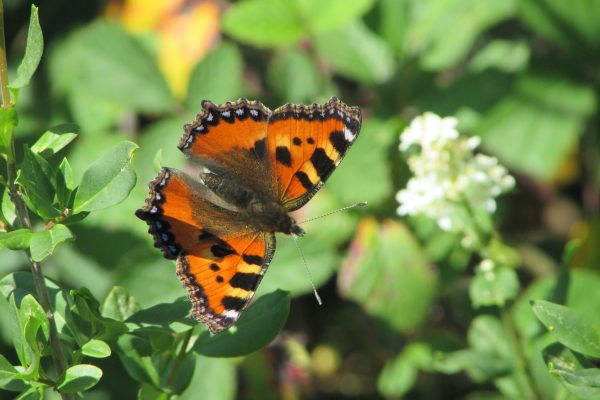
136;97;361;333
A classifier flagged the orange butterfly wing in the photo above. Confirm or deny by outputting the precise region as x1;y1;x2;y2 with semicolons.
136;168;275;333
137;97;361;333
266;97;361;211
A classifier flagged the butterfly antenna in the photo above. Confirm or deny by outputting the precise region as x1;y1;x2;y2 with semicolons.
298;201;368;224
292;234;322;306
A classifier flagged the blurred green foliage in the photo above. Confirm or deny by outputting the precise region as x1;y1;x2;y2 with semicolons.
1;0;600;398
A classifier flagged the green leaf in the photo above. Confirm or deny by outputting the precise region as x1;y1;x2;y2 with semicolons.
297;0;375;33
479;74;596;180
30;124;78;158
470;266;520;307
16;146;61;219
101;286;140;321
315;21;395;84
14;386;43;400
73;141;138;213
532;300;600;358
1;186;17;226
221;0;305;47
138;383;169;400
9;5;43;90
269;49;320;103
0;353;28;391
18;294;49;380
194;290;290;357
543;343;600;399
338;218;438;332
57;364;102;393
48;20;174;114
186;42;245;109
56;158;75;209
116;333;161;386
469;40;530;73
222;0;375;47
126;297;191;329
434;315;513;381
81;339;111;358
29;224;74;262
519;0;600;54
0;229;33;250
179;357;236;400
0;108;17;160
377;343;433;397
404;0;517;70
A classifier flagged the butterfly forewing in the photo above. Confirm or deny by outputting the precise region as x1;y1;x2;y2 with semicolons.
267;97;361;211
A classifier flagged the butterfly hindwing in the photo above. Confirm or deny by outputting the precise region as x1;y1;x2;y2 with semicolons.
136;168;275;332
177;231;275;332
267;97;361;211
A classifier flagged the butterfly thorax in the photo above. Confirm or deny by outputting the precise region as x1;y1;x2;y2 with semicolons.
202;172;305;237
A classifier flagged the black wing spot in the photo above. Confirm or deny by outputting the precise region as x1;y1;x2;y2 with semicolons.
199;230;217;241
229;273;260;291
307;137;315;144
293;137;302;146
211;243;237;258
310;148;335;181
330;131;350;156
295;171;314;190
222;296;246;311
275;146;292;167
216;276;224;283
253;138;267;160
209;263;220;271
242;254;264;265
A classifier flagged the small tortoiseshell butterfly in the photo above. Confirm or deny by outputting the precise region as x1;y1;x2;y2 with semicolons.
136;97;361;333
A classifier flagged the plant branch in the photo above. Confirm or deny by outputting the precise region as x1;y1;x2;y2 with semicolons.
0;3;71;399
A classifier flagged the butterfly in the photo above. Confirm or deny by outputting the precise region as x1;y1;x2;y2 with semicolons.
135;97;361;333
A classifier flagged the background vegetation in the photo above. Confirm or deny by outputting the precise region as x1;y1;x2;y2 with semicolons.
1;0;600;399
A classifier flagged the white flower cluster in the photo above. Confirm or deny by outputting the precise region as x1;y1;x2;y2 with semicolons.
396;112;515;232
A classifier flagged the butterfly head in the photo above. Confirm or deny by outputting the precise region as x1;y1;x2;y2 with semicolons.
290;220;305;237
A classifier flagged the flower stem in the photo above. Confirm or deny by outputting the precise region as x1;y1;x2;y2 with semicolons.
500;307;540;400
0;3;71;399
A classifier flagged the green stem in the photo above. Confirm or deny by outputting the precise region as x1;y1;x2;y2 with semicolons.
166;329;194;388
462;199;539;398
0;3;72;399
500;307;540;400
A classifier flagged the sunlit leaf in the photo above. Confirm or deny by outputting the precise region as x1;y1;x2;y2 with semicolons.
30;124;78;158
0;108;17;160
57;364;102;393
0;229;33;251
315;21;395;84
29;224;74;262
73;141;138;213
532;300;600;358
81;339;111;358
9;5;43;89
